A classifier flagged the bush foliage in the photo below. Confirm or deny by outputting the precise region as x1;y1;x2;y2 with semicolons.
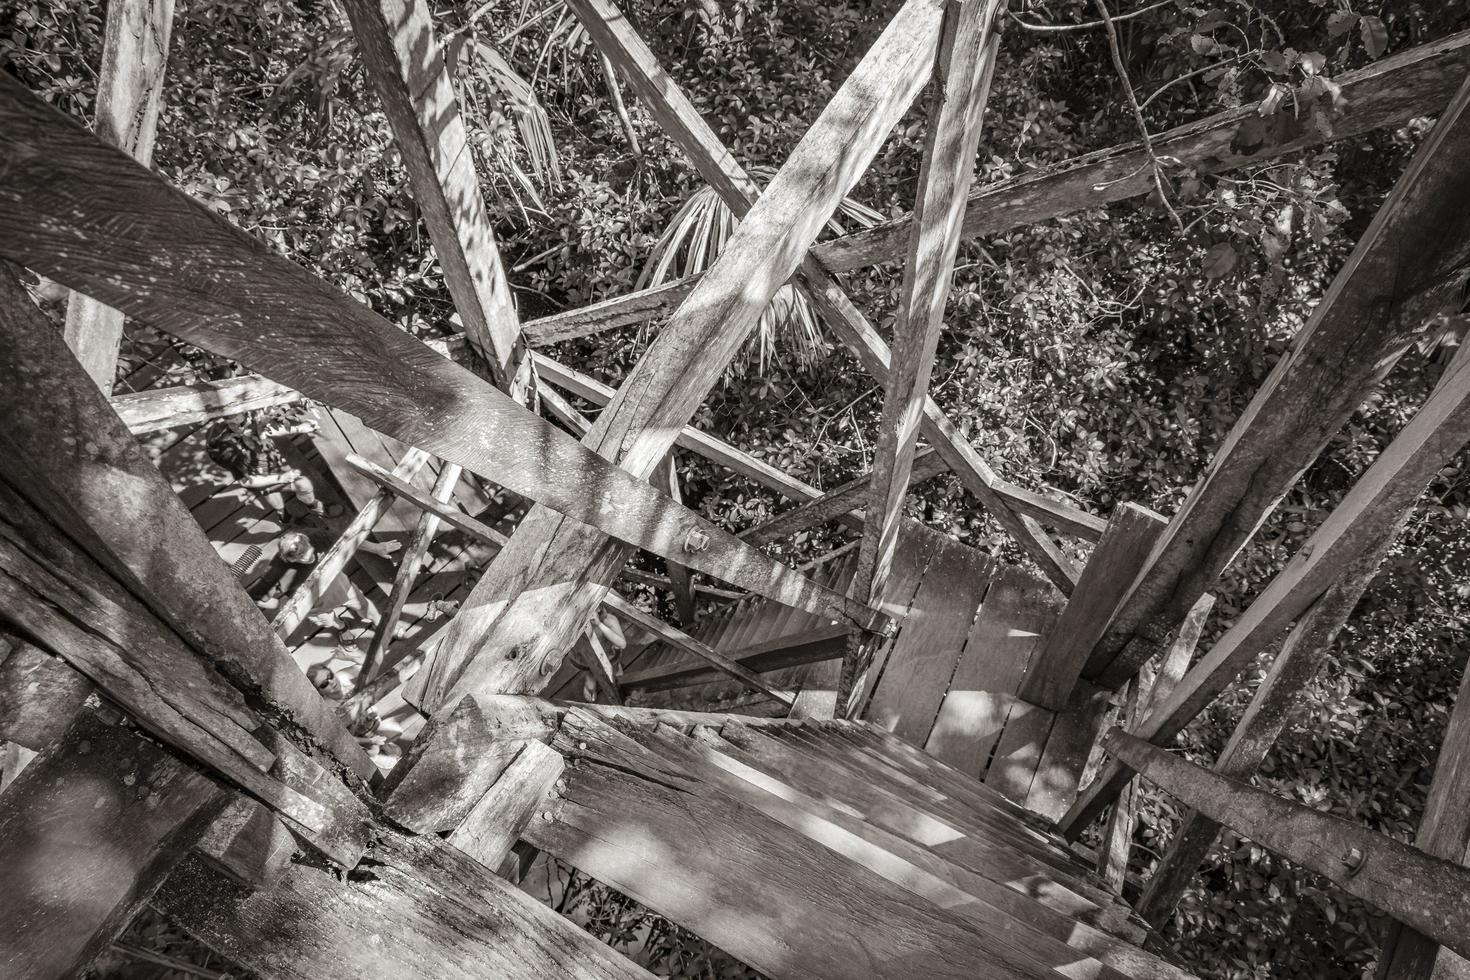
5;0;1470;976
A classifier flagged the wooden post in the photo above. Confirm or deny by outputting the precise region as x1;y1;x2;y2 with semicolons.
656;453;698;625
339;0;527;392
410;0;944;712
446;740;565;869
853;0;1004;608
1020;503;1169;710
1103;728;1470;961
0;710;226;979
61;0;174;389
1085;74;1470;693
1061;340;1470;838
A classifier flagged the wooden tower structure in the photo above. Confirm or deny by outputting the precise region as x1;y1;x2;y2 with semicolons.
2;0;1470;977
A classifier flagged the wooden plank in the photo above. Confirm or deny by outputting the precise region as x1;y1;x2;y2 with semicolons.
854;0;1002;606
112;374;301;432
925;566;1062;777
1136;525;1398;924
0;264;374;781
654;453;697;624
0;632;93;751
1021;503;1168;710
447;740;565;869
1105;728;1470;961
155;830;654;980
0;710;226;979
1089;73;1470;692
0;83;877;655
850;524;944;717
525;709;1073;980
412;0;944;711
194;797;297;889
812;28;1470;272
1062;341;1470;837
865;539;994;746
620;623;846;693
61;0;174;388
340;0;525;387
1023;681;1114;821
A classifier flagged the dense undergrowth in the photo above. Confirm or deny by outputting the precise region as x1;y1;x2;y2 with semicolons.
5;0;1470;976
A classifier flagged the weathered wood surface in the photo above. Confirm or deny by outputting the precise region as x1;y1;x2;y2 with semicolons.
0;632;93;750
1063;338;1470;838
155;831;655;980
1136;525;1400;924
0;711;226;980
1105;728;1470;961
412;0;943;711
0;263;373;780
812;28;1470;272
854;0;1001;607
447;739;565;869
924;566;1064;776
61;0;174;388
1088;73;1470;692
655;454;698;623
621;624;846;695
194;797;298;889
112;375;302;433
340;0;525;388
1023;503;1168;710
0;80;875;648
525;709;1074;980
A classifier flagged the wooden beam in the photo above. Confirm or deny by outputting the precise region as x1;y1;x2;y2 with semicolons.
568;0;1076;593
0;262;374;782
854;0;1002;608
0;631;93;751
812;28;1470;273
61;0;174;389
654;453;697;624
1104;728;1470;961
621;624;846;696
1135;523;1400;925
340;0;525;389
154;829;654;980
410;0;945;712
741;448;944;544
0;709;226;979
111;375;301;433
1018;503;1168;710
446;739;565;869
0;79;874;641
1087;73;1470;692
1378;661;1470;980
1061;340;1470;837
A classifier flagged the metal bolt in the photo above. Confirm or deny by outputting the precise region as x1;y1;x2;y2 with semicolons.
540;810;553;822
1343;846;1366;876
683;529;710;554
577;741;588;751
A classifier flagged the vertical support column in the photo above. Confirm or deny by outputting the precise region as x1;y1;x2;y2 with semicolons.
656;453;698;625
62;0;174;389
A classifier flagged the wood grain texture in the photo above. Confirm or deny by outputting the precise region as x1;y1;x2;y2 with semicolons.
112;375;301;433
0;711;226;979
924;566;1063;777
855;0;1002;605
156;831;654;980
1089;73;1470;692
1023;680;1114;822
340;0;524;386
0;264;373;781
447;739;565;868
0;632;93;751
412;0;942;711
61;0;174;388
812;28;1470;272
1106;728;1470;960
1025;503;1168;709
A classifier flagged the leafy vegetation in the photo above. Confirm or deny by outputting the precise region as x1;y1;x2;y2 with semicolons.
5;0;1469;976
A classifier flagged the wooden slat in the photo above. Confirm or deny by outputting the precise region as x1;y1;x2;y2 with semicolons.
61;0;174;388
112;374;301;432
0;263;374;781
1088;73;1470;692
0;710;226;979
0;80;878;654
812;28;1470;273
854;0;1002;606
447;740;565;869
1023;681;1113;822
1062;340;1470;837
1020;503;1168;710
154;830;654;980
924;566;1063;777
412;0;943;712
1105;728;1470;961
340;0;525;387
